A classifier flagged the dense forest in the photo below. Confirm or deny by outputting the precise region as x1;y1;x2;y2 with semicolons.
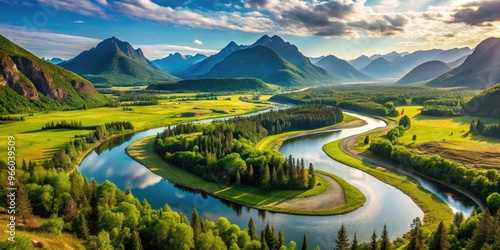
463;84;500;119
270;85;476;117
154;105;343;190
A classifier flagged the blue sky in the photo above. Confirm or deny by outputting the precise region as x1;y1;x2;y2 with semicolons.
0;0;499;60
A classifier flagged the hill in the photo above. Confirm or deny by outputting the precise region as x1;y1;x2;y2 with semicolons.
147;78;277;92
348;55;372;70
392;48;472;72
315;55;373;81
59;37;177;86
427;37;500;89
178;41;247;78
152;53;206;75
0;35;107;113
447;55;468;68
360;57;405;79
463;83;500;118
202;45;312;86
397;60;451;84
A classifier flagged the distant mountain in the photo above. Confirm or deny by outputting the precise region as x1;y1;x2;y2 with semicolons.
314;55;373;81
392;47;472;72
463;83;500;118
428;37;500;89
42;57;64;64
447;55;468;68
0;35;107;113
178;41;247;78
202;45;319;86
59;37;176;86
360;57;405;79
309;56;325;64
348;55;372;70
248;35;336;84
369;51;402;62
397;61;451;84
152;53;206;75
148;78;277;92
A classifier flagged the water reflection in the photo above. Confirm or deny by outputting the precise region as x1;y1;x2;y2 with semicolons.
78;110;476;249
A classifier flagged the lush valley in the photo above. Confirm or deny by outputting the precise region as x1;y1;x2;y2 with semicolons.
1;20;500;250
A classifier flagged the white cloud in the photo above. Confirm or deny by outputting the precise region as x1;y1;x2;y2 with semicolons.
193;39;203;45
0;24;100;59
73;20;85;24
35;0;109;18
134;44;218;59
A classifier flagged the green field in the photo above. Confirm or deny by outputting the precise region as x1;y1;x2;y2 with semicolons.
127;136;366;215
256;113;360;151
323;139;453;230
356;106;500;168
0;95;271;162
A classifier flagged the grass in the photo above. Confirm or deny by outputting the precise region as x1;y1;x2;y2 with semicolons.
126;135;366;215
256;113;360;151
355;106;500;168
323;139;453;230
0;208;84;249
0;94;271;162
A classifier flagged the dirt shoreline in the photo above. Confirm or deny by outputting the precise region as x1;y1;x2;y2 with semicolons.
270;173;346;210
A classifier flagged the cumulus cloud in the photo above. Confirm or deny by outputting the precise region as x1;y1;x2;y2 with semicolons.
452;0;500;26
193;39;203;45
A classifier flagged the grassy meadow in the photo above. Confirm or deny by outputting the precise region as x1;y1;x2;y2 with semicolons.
356;106;500;168
0;94;272;162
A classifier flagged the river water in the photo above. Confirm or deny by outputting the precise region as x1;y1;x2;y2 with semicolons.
79;109;476;249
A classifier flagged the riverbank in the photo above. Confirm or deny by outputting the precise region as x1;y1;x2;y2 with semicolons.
126;135;366;215
323;139;453;230
256;113;365;151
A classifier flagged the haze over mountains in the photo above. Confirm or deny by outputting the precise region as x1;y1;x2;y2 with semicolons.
428;37;500;89
397;61;451;84
360;57;406;79
59;37;177;86
152;53;206;75
314;55;373;81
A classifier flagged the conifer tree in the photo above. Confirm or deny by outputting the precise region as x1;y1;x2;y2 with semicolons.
370;230;378;250
191;208;202;241
248;217;258;240
16;183;32;224
351;233;358;250
302;234;309;250
429;221;450;250
380;224;390;250
336;223;350;250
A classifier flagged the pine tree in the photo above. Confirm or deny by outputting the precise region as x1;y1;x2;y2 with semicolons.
271;167;278;188
260;164;271;191
126;230;143;250
248;217;258;240
236;172;241;187
190;208;202;241
74;213;90;239
351;233;358;250
278;230;285;248
429;221;450;250
370;230;378;250
302;234;309;250
308;163;316;188
380;224;390;250
335;223;349;250
467;209;494;250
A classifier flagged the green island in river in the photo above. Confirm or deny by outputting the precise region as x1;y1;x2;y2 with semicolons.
126;113;367;215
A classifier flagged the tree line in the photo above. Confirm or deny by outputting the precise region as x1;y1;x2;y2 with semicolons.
370;139;499;203
154;105;342;190
470;119;500;138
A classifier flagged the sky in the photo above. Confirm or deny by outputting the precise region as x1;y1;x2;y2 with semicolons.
0;0;499;60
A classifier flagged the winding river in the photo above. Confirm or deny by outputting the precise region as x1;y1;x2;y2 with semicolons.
79;107;476;249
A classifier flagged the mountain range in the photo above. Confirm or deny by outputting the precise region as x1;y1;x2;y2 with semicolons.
428;37;500;89
196;35;337;86
42;57;65;64
314;55;373;81
59;37;177;86
0;35;107;113
152;53;206;75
